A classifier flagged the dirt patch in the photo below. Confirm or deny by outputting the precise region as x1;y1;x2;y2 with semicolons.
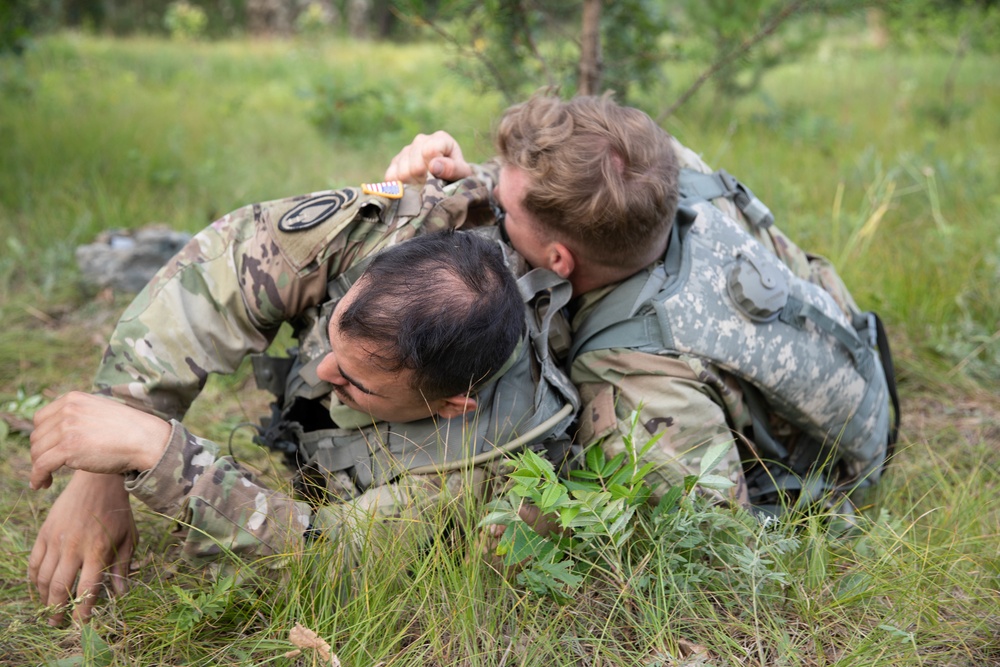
901;388;1000;449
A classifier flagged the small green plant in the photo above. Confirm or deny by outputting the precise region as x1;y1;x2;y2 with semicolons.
1;387;46;434
166;573;240;632
163;1;208;41
481;410;801;603
480;417;657;599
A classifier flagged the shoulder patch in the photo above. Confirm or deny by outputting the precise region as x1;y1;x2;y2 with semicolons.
278;191;358;232
361;180;404;199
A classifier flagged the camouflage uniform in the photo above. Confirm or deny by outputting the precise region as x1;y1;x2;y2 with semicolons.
98;174;513;561
124;420;488;564
570;140;880;509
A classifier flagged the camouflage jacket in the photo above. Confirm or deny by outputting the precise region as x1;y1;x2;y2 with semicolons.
97;175;499;560
94;174;496;420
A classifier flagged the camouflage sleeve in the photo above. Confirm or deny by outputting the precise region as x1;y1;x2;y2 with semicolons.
124;421;496;563
93;177;501;422
125;421;313;562
572;349;750;507
92;196;331;420
470;160;501;193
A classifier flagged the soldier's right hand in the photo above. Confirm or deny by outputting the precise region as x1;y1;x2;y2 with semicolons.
28;471;137;625
384;131;473;184
29;391;170;489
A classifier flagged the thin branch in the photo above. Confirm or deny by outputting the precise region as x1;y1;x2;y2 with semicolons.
657;0;810;122
941;27;969;126
393;8;518;104
520;0;556;88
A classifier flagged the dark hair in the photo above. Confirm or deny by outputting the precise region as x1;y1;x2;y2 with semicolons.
338;230;525;400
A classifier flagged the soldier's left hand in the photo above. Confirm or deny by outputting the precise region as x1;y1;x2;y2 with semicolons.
384;131;472;184
30;392;171;490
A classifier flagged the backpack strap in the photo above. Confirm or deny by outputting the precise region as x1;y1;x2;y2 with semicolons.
780;295;872;373
327;253;375;301
678;168;775;230
868;311;902;452
568;208;694;363
517;267;573;364
567;267;667;363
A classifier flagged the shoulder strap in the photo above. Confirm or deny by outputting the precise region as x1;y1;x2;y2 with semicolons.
567;266;666;363
568;206;694;363
678;168;775;230
327;254;375;301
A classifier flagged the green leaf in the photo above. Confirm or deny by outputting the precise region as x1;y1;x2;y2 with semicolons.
508;469;541;487
478;510;515;528
172;584;198;607
520;448;556;480
559;506;581;527
683;474;699;494
46;658;84;667
697;474;736;491
81;625;113;666
601;452;626;478
699;441;734;477
535;558;583;588
608;483;632;499
538;482;568;512
564;478;602;494
608;508;637;538
638;428;664;457
607;466;632;488
633;462;657;484
585;443;606;473
501;521;551;565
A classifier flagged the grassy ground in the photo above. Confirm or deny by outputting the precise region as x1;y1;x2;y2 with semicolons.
0;30;998;666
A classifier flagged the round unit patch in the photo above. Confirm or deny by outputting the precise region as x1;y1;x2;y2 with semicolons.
278;190;358;232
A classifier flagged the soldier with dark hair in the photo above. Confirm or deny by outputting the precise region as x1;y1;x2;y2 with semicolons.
28;181;578;625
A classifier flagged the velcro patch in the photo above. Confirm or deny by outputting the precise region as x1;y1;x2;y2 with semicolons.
577;383;618;445
278;190;358;232
361;180;404;199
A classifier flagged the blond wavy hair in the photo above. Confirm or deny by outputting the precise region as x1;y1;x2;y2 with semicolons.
495;93;679;271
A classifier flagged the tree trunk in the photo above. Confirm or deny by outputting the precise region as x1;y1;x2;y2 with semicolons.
247;0;292;35
578;0;602;95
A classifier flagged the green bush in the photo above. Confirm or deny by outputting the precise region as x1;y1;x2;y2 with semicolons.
164;1;209;40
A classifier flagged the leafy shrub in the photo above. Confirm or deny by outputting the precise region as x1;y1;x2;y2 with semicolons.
306;76;438;147
483;411;800;604
296;2;336;38
164;1;209;41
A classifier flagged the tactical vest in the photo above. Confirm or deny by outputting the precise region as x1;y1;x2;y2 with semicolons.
570;187;897;501
253;227;580;501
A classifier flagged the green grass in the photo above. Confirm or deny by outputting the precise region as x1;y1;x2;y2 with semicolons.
1;29;998;666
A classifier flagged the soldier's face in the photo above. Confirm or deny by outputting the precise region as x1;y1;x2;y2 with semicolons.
316;285;440;423
495;165;555;270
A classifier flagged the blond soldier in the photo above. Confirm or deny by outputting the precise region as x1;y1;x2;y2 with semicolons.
386;93;896;515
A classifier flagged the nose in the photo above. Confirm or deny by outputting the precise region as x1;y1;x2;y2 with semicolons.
316;352;347;386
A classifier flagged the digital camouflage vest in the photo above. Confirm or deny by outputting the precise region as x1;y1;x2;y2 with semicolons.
253;227;580;502
571;170;899;503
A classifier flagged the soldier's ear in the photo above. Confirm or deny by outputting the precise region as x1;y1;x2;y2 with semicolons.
546;242;576;280
435;395;477;419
